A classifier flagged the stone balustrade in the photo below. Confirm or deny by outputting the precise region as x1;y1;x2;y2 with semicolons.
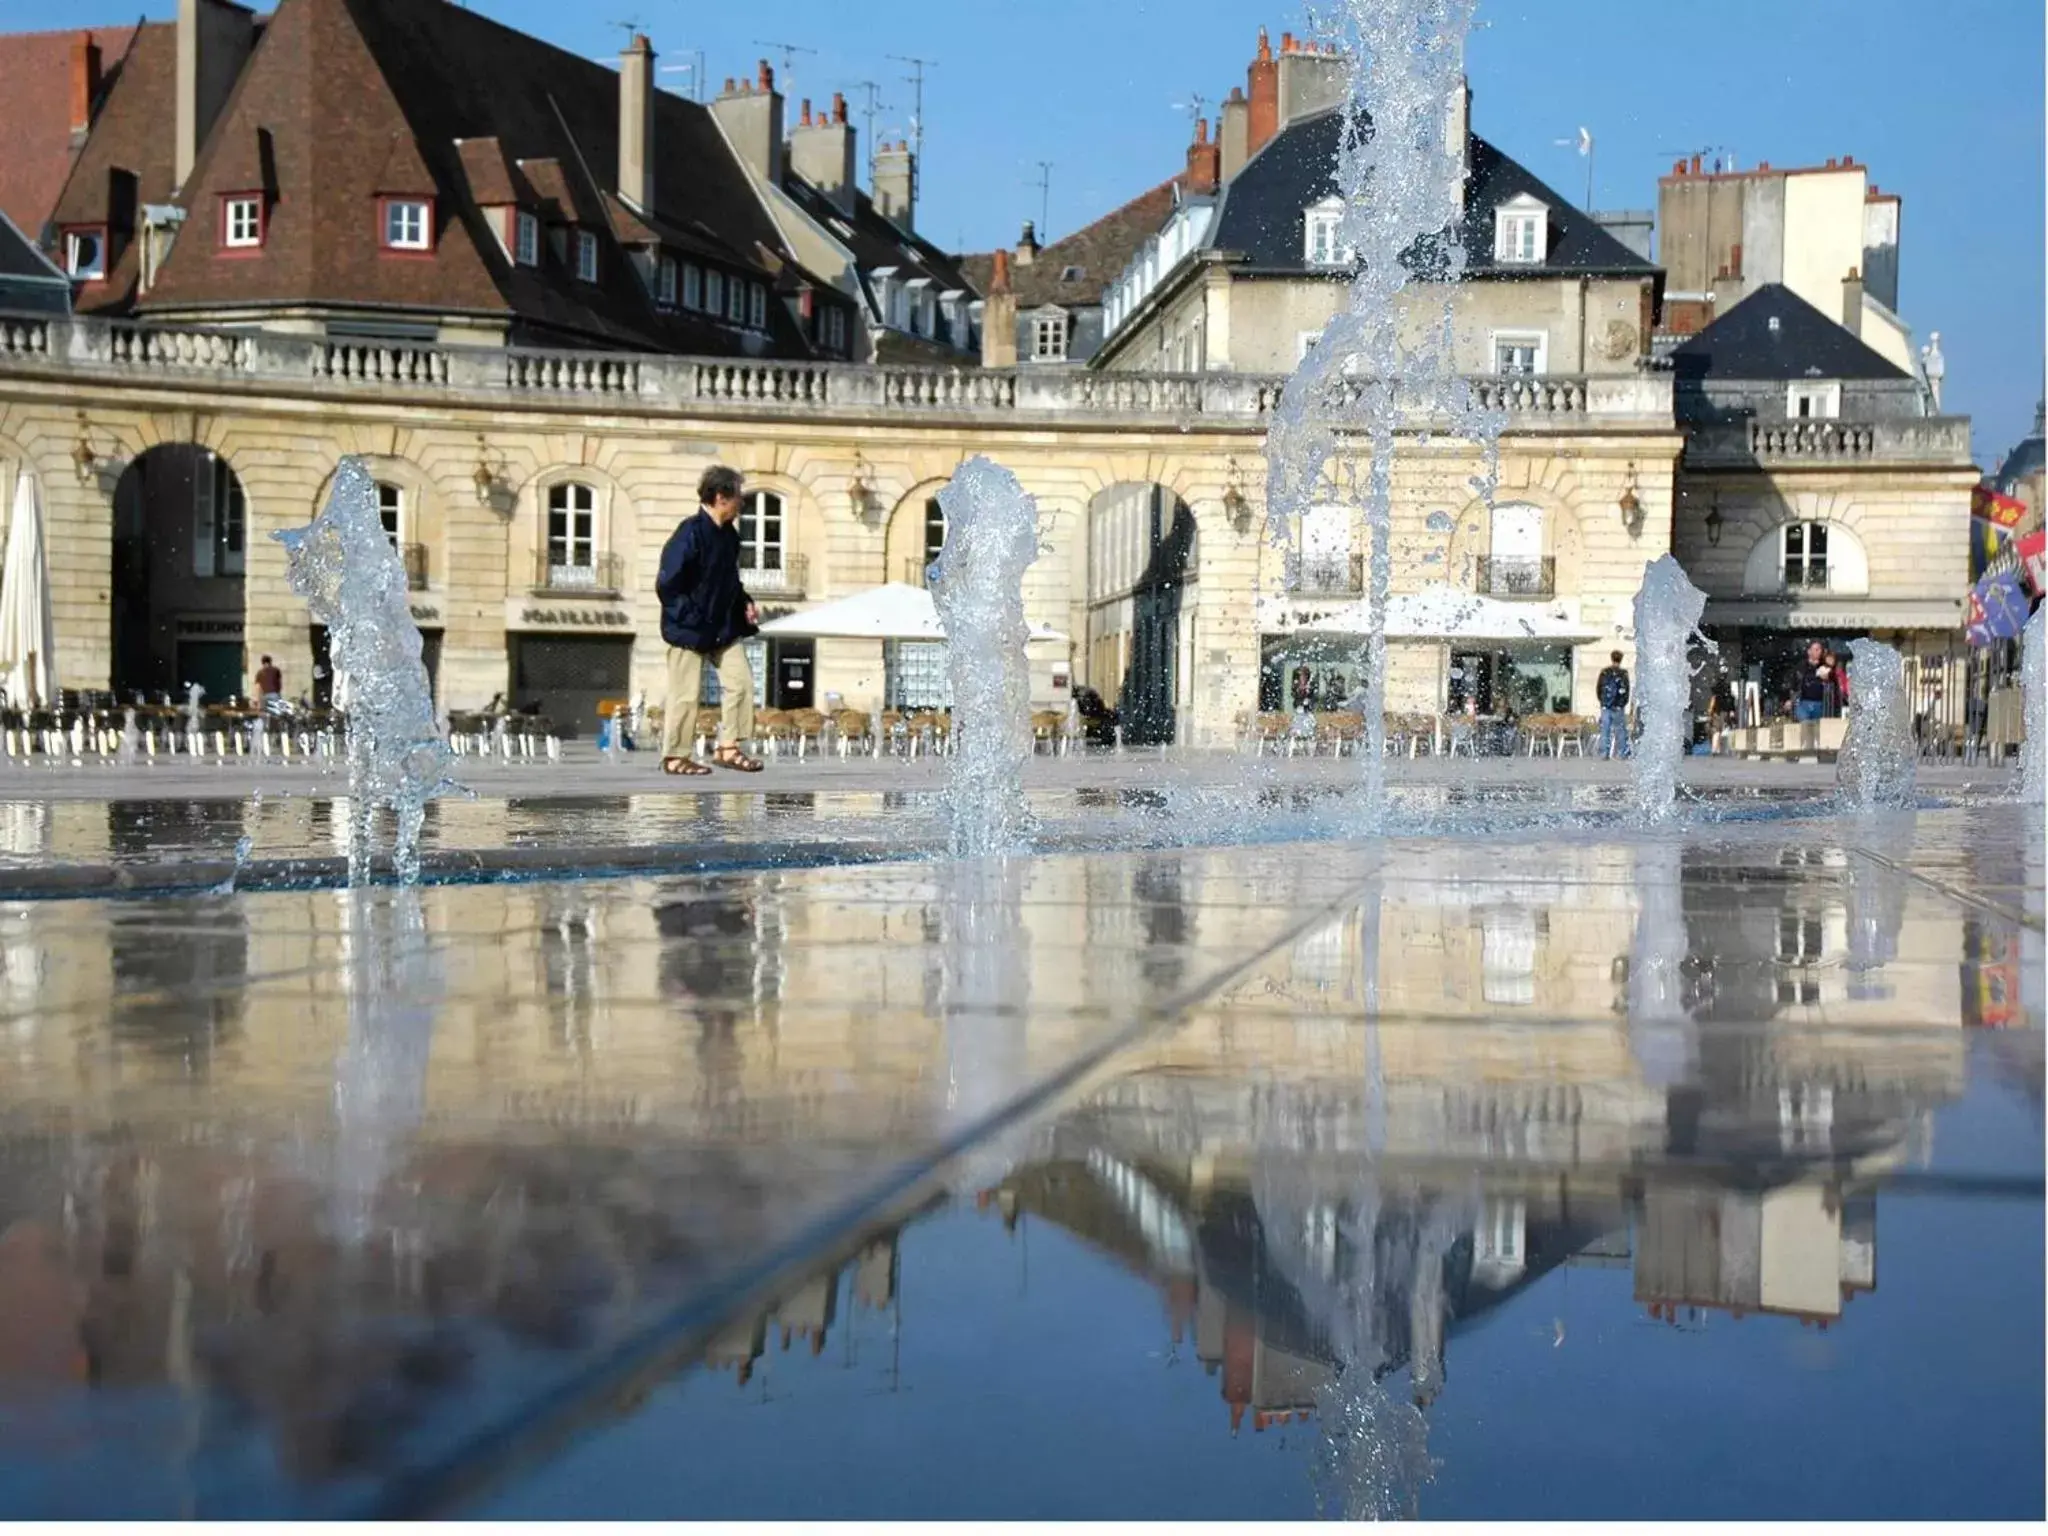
1683;415;1974;468
0;312;1676;429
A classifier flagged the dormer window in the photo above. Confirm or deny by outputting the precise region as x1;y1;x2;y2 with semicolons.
682;262;702;310
63;227;107;281
1493;195;1547;264
382;198;432;251
747;281;767;330
575;230;599;282
657;254;678;307
514;210;539;267
705;268;725;316
1787;381;1842;419
222;195;264;250
1031;309;1069;361
1304;197;1346;266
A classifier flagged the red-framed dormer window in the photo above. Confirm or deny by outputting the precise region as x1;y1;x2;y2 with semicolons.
221;193;266;251
379;195;434;253
62;226;108;282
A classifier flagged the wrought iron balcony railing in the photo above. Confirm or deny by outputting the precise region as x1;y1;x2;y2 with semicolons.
400;541;428;591
1288;552;1366;596
533;550;625;595
1476;555;1555;599
741;553;809;595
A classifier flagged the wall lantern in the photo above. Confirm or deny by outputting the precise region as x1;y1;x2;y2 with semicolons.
471;434;502;508
846;451;874;522
1221;457;1252;534
1703;501;1724;546
1617;462;1643;534
71;416;97;484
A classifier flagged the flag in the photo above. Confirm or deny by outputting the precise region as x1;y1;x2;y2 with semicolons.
2017;529;2047;597
1964;568;2031;647
1971;485;2028;529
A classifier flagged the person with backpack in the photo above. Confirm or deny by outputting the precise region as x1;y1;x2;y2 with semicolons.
1596;650;1632;760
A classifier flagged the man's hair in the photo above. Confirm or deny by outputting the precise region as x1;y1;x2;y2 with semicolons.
698;465;744;505
1610;650;1623;664
260;655;272;665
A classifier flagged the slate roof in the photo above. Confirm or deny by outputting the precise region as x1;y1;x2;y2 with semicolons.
53;0;845;354
1668;284;1911;382
0;206;71;302
1993;402;2044;493
779;172;974;312
960;177;1183;310
0;20;142;240
1208;107;1658;279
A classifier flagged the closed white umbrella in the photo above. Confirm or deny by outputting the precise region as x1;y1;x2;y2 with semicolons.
0;473;56;709
758;581;1069;643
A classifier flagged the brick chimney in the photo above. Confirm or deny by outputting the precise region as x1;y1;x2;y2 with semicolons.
789;91;857;216
1219;86;1249;181
711;61;786;187
1184;116;1220;196
175;0;258;193
981;248;1017;367
69;34;102;146
1246;29;1278;160
618;34;655;213
1014;220;1039;266
1841;266;1863;336
874;139;915;230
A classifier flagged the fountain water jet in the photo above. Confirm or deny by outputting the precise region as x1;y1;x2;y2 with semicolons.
929;456;1040;857
275;457;460;884
1630;555;1711;823
1837;637;1916;811
1262;0;1500;829
2023;605;2044;804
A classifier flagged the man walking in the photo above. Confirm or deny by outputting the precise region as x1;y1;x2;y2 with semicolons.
657;466;763;775
1596;649;1632;760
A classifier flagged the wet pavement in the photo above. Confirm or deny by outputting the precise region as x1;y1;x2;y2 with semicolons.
0;799;2036;1517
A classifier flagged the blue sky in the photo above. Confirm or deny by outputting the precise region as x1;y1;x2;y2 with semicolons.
12;0;2043;456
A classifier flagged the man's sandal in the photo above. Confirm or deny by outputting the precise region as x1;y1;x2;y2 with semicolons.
711;745;764;773
662;757;713;776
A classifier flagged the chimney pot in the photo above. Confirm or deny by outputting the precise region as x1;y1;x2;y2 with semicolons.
1691;154;1702;174
758;60;773;90
1280;30;1295;51
723;77;735;93
832;91;846;123
1758;159;1769;170
1824;157;1836;168
1256;27;1272;61
1195;116;1209;144
799;98;812;125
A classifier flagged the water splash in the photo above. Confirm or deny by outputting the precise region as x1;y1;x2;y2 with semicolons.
275;457;460;885
1262;0;1501;829
1837;638;1916;811
2023;606;2045;805
929;456;1040;857
183;682;205;741
1630;556;1710;824
1627;838;1696;1086
939;856;1032;1188
116;707;138;767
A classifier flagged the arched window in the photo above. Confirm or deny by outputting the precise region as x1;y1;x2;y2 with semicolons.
739;489;784;576
1782;521;1829;590
546;481;598;582
377;481;403;546
923;497;946;566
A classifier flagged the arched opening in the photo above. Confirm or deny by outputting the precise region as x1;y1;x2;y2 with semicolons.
1087;482;1195;745
110;444;250;705
884;490;950;588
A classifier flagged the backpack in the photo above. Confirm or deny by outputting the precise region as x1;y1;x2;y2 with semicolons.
1598;667;1630;709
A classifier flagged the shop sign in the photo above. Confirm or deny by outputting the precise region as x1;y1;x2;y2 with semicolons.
505;598;634;633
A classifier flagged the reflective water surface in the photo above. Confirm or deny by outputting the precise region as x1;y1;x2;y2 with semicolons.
0;803;2036;1517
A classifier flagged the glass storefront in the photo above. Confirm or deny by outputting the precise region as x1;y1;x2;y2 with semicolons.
1446;643;1574;718
884;639;949;710
1259;634;1372;712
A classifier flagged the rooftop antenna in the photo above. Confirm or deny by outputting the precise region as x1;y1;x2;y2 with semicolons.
1169;93;1209;131
606;18;645;44
1552;126;1593;210
658;52;708;103
850;80;892;185
752;39;817;98
1032;160;1053;240
887;52;937;200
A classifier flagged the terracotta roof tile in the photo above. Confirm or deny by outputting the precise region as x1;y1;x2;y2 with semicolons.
961;176;1180;310
135;0;835;355
0;21;141;238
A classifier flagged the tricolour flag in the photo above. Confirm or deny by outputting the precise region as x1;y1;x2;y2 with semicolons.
2017;529;2047;597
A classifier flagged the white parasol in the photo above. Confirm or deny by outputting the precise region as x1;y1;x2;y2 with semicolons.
0;472;56;709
